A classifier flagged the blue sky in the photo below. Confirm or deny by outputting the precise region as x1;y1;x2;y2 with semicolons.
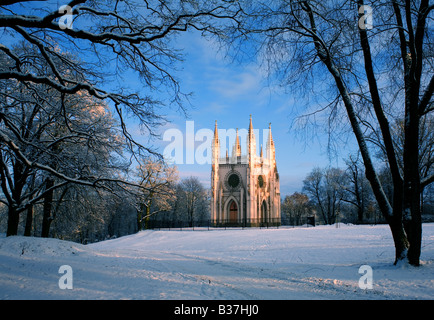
142;32;359;196
3;2;358;197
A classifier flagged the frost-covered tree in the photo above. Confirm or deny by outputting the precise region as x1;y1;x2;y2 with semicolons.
136;159;178;230
0;45;127;236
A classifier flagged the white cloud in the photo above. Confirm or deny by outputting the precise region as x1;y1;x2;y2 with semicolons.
210;70;262;98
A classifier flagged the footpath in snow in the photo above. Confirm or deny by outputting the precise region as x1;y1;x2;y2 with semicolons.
0;223;433;300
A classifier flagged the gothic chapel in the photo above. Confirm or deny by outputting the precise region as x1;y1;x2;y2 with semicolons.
211;116;281;227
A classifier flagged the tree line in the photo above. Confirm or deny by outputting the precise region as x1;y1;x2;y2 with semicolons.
283;153;434;227
0;163;209;243
285;111;434;226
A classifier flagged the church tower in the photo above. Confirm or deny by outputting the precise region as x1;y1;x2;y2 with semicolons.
211;116;281;227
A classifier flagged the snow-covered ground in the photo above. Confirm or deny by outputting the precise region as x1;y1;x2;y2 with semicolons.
0;224;433;300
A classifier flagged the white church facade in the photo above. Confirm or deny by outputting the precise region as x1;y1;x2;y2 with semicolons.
211;116;281;227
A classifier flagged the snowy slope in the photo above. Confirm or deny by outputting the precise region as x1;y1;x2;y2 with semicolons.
0;224;433;300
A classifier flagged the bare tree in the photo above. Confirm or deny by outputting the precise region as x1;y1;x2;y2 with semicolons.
231;0;434;265
303;167;345;225
343;153;373;223
281;192;311;225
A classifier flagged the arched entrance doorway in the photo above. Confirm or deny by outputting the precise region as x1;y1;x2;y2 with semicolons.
261;200;268;224
229;200;238;223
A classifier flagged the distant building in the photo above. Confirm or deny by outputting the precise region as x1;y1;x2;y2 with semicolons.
211;116;281;227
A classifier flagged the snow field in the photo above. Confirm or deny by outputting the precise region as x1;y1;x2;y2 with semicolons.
0;223;433;300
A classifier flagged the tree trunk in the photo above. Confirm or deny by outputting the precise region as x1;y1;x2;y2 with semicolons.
403;103;422;265
401;31;423;265
41;178;54;238
402;111;422;265
404;218;422;266
145;203;151;230
24;204;33;236
137;206;143;231
357;206;363;224
4;161;26;236
6;206;19;236
24;175;35;236
389;216;409;264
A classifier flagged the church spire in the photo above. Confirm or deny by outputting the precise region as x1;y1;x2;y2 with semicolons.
233;128;241;158
247;115;256;165
249;114;253;135
214;120;219;141
268;122;273;142
212;120;219;165
266;122;275;162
